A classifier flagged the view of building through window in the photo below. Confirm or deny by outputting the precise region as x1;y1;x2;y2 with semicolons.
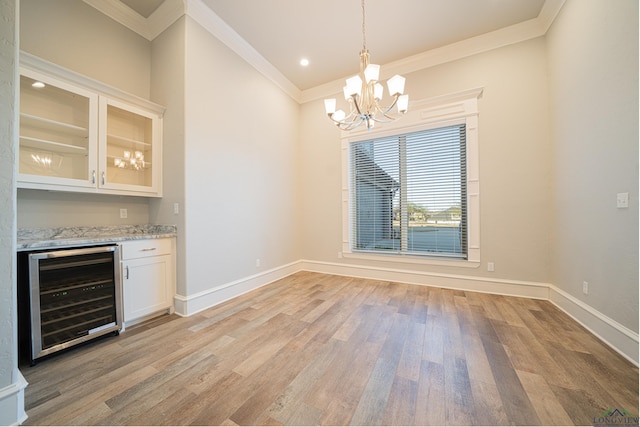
350;124;467;258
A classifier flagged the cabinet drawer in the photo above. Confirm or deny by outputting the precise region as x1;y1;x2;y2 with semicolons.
121;238;172;260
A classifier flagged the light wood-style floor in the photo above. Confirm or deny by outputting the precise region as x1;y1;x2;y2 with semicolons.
22;271;638;426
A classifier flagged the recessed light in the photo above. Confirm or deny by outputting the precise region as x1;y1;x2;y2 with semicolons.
300;58;309;67
32;81;46;88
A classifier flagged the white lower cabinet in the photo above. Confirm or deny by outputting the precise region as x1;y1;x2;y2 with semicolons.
120;238;175;326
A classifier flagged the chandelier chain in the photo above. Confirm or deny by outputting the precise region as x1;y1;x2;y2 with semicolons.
361;0;366;51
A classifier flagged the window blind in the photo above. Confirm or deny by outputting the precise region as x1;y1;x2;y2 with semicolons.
350;124;467;258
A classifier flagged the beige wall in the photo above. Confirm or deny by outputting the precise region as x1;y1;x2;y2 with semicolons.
547;0;639;332
17;189;151;228
299;37;553;284
181;17;300;296
20;0;151;99
149;17;187;294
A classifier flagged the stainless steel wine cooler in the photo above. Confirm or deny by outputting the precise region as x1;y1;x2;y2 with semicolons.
26;245;123;363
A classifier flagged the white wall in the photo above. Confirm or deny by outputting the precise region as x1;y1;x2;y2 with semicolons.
0;0;26;423
547;0;639;333
299;37;553;284
181;17;300;298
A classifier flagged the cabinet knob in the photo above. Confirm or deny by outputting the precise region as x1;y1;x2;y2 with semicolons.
101;172;106;186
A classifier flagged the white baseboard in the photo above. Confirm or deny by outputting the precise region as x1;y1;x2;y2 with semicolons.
299;259;550;300
173;260;302;317
170;258;638;366
0;370;28;426
549;285;639;366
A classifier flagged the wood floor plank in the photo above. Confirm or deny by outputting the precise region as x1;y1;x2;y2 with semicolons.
443;356;474;425
304;308;390;411
20;272;638;426
414;360;446;426
422;314;445;364
469;379;510;426
462;328;497;386
480;334;542;425
381;376;418;426
516;369;574;426
396;320;425;381
349;357;398;426
263;338;342;424
317;340;384;425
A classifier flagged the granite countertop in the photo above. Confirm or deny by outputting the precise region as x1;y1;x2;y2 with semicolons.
17;224;177;251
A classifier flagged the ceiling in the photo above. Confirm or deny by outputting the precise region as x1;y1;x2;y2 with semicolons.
105;0;557;94
199;0;546;91
119;0;165;18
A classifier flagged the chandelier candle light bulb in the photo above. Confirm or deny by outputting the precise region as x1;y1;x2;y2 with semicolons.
324;0;409;131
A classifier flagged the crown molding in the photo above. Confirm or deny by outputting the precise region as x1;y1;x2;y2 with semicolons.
301;0;567;104
184;0;302;103
82;0;184;41
147;0;186;39
83;0;565;105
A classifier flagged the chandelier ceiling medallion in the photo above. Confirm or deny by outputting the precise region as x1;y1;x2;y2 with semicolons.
324;0;409;131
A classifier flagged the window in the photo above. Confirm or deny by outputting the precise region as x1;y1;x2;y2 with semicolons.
341;88;482;264
350;124;467;258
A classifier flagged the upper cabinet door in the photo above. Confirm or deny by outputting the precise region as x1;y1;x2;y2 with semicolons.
99;97;162;196
18;53;164;197
19;69;98;188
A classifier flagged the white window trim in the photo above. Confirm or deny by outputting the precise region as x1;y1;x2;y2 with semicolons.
341;87;483;266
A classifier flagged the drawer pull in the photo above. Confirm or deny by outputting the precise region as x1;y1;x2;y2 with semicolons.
140;248;157;252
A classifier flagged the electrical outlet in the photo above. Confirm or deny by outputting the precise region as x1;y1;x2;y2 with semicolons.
256;258;261;268
617;192;629;208
120;208;128;219
487;262;495;272
173;203;179;215
582;281;589;295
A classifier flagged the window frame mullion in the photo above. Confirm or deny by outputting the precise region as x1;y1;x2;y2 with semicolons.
399;135;408;252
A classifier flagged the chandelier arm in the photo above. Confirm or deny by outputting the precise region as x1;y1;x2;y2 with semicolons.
350;94;365;119
343;119;367;131
329;110;364;129
380;94;400;116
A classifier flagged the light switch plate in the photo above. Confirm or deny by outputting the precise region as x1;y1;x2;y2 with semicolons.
617;192;629;208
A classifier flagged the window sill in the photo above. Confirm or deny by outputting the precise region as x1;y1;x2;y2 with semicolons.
342;251;481;269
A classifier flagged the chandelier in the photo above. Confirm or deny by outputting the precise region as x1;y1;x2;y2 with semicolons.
114;150;145;170
324;0;409;131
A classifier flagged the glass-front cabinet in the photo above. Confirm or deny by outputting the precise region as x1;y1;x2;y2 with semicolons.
19;69;98;189
99;98;161;194
18;55;163;197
